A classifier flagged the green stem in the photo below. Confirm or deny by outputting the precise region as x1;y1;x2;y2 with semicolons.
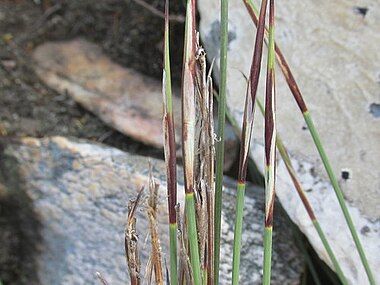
169;223;178;285
263;226;273;285
256;99;348;284
313;220;347;285
185;193;202;285
232;182;246;285
163;1;178;283
303;111;375;285
245;0;374;281
214;0;229;283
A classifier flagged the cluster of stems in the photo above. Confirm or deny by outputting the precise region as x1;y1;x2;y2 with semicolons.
156;1;375;285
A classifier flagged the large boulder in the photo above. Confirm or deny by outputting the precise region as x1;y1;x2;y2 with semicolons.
0;137;302;284
198;0;380;284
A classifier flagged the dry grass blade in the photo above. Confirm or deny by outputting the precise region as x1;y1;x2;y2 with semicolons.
181;0;202;283
125;186;144;285
176;204;193;285
193;35;215;285
147;165;164;285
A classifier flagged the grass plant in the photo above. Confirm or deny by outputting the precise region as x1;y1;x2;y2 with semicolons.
257;99;348;285
121;1;373;284
243;0;374;283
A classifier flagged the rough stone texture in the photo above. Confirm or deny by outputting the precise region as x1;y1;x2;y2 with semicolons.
31;39;238;170
32;39;181;148
198;0;380;284
0;137;302;285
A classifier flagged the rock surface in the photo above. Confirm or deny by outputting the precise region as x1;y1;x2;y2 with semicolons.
0;137;302;285
31;39;238;170
32;39;180;148
198;0;380;284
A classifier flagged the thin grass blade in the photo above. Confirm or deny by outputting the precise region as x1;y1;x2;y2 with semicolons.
256;99;348;285
243;1;375;283
147;166;164;285
263;1;276;284
213;0;229;281
125;187;144;285
162;1;178;284
231;0;268;282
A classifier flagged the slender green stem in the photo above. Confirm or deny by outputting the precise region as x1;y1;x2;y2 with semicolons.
244;1;374;282
263;1;276;284
231;0;269;282
263;227;273;285
169;224;178;285
214;0;229;282
313;220;347;284
257;99;348;284
186;193;202;285
303;112;375;284
163;1;178;284
232;182;246;285
245;0;374;282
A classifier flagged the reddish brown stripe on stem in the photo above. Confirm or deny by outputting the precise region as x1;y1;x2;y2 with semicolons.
237;88;253;183
264;71;274;165
287;163;316;220
165;115;177;224
244;1;308;113
237;0;268;183
264;0;276;229
273;46;307;113
249;0;268;103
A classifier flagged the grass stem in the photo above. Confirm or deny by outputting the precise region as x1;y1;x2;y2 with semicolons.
163;1;178;284
303;112;375;284
231;0;269;281
214;0;229;282
244;0;374;283
263;1;276;283
257;99;348;284
231;182;246;284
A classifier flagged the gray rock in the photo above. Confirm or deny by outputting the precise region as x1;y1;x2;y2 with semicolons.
0;137;302;284
198;0;380;284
